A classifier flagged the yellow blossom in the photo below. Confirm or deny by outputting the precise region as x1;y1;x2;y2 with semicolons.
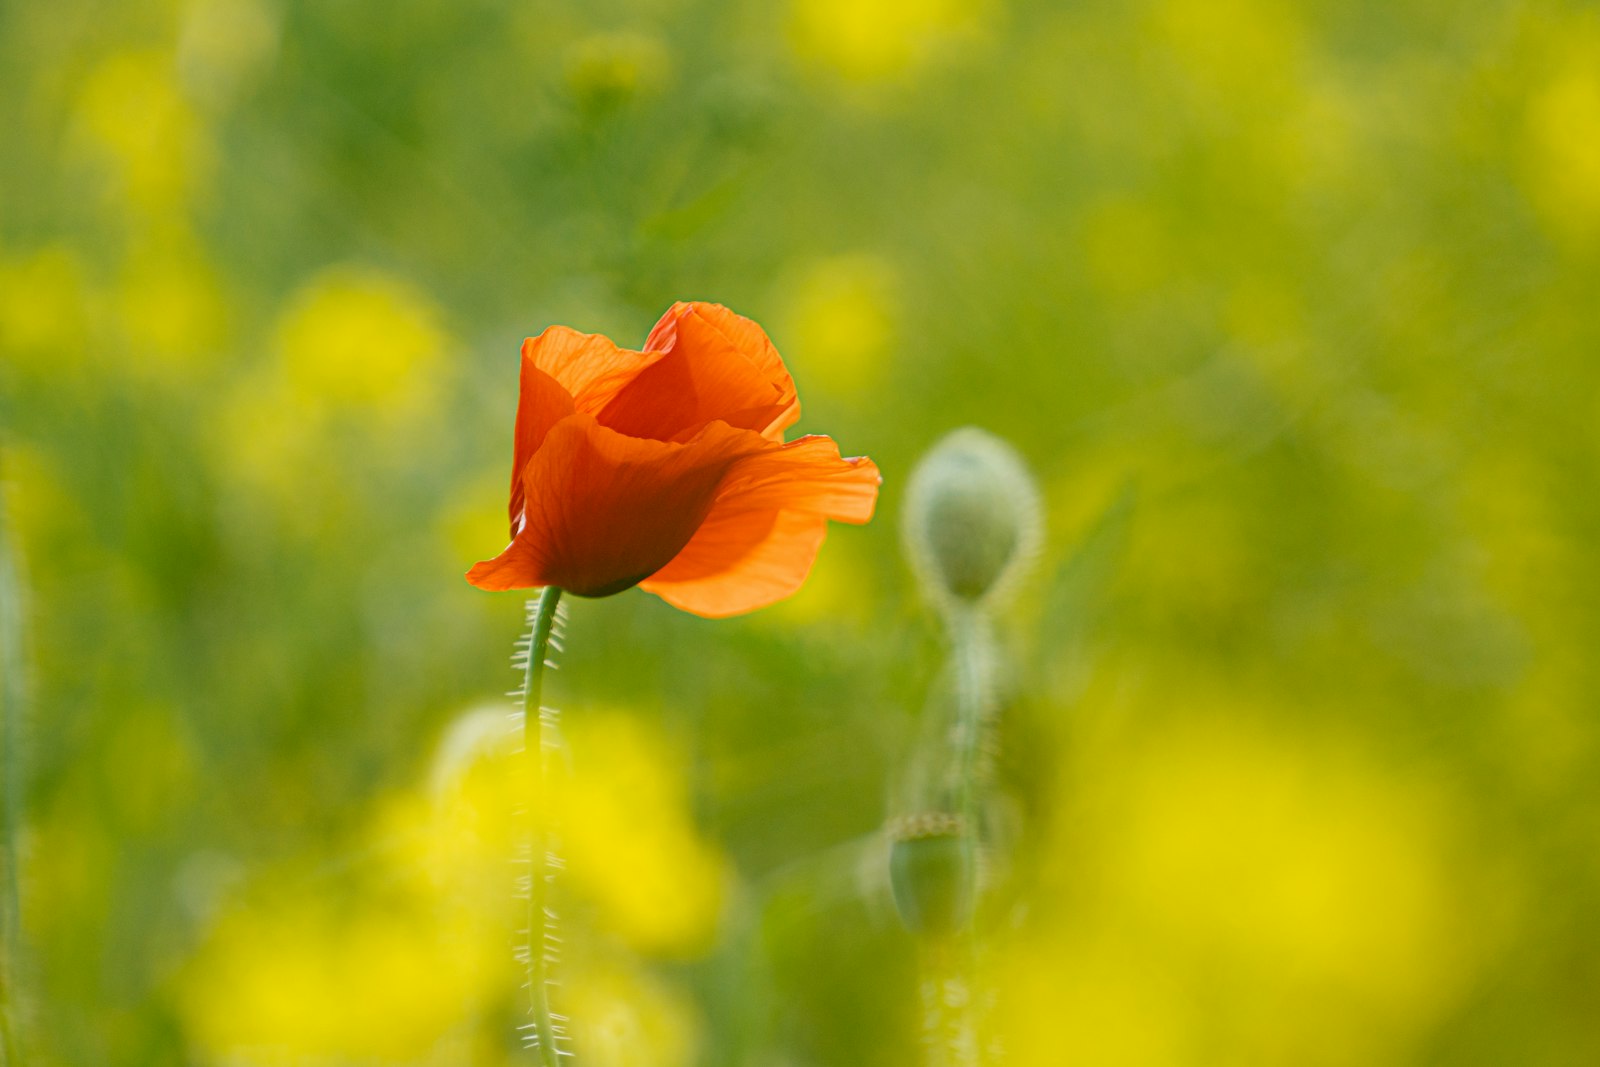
775;254;898;398
0;245;92;373
275;265;449;420
994;704;1497;1065
71;49;212;214
1522;27;1600;239
789;0;989;83
561;711;731;956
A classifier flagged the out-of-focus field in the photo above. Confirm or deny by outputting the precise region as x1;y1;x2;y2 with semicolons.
3;0;1599;1064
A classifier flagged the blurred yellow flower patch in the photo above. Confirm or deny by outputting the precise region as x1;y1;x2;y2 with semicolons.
209;265;452;532
182;717;513;1061
183;889;500;1062
275;266;449;421
774;254;898;399
180;704;722;1059
1149;0;1305;107
994;706;1499;1065
0;245;93;374
406;707;729;958
116;235;228;376
561;711;731;957
790;0;991;83
70;49;214;215
1522;25;1600;241
566;959;700;1067
998;933;1190;1067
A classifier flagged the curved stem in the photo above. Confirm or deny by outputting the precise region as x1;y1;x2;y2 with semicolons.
522;586;567;1066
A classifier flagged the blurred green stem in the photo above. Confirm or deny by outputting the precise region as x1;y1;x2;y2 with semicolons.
1;471;27;1066
946;606;994;828
522;586;567;1067
936;606;994;1067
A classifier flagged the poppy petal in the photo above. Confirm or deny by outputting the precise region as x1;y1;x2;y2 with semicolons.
510;327;669;536
645;302;801;440
507;364;576;536
599;302;799;442
468;414;768;597
639;435;881;617
712;434;880;522
638;510;828;618
461;533;547;592
523;325;664;411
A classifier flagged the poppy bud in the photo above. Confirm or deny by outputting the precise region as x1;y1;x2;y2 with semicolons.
902;428;1041;606
887;812;976;938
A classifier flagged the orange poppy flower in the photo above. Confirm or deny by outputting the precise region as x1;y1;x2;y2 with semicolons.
466;301;881;617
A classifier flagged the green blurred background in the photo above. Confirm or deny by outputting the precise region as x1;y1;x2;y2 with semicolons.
3;0;1599;1063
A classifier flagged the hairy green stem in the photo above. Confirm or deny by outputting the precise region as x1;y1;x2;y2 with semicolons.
0;472;27;1067
521;586;567;1066
938;606;994;1067
946;606;993;827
